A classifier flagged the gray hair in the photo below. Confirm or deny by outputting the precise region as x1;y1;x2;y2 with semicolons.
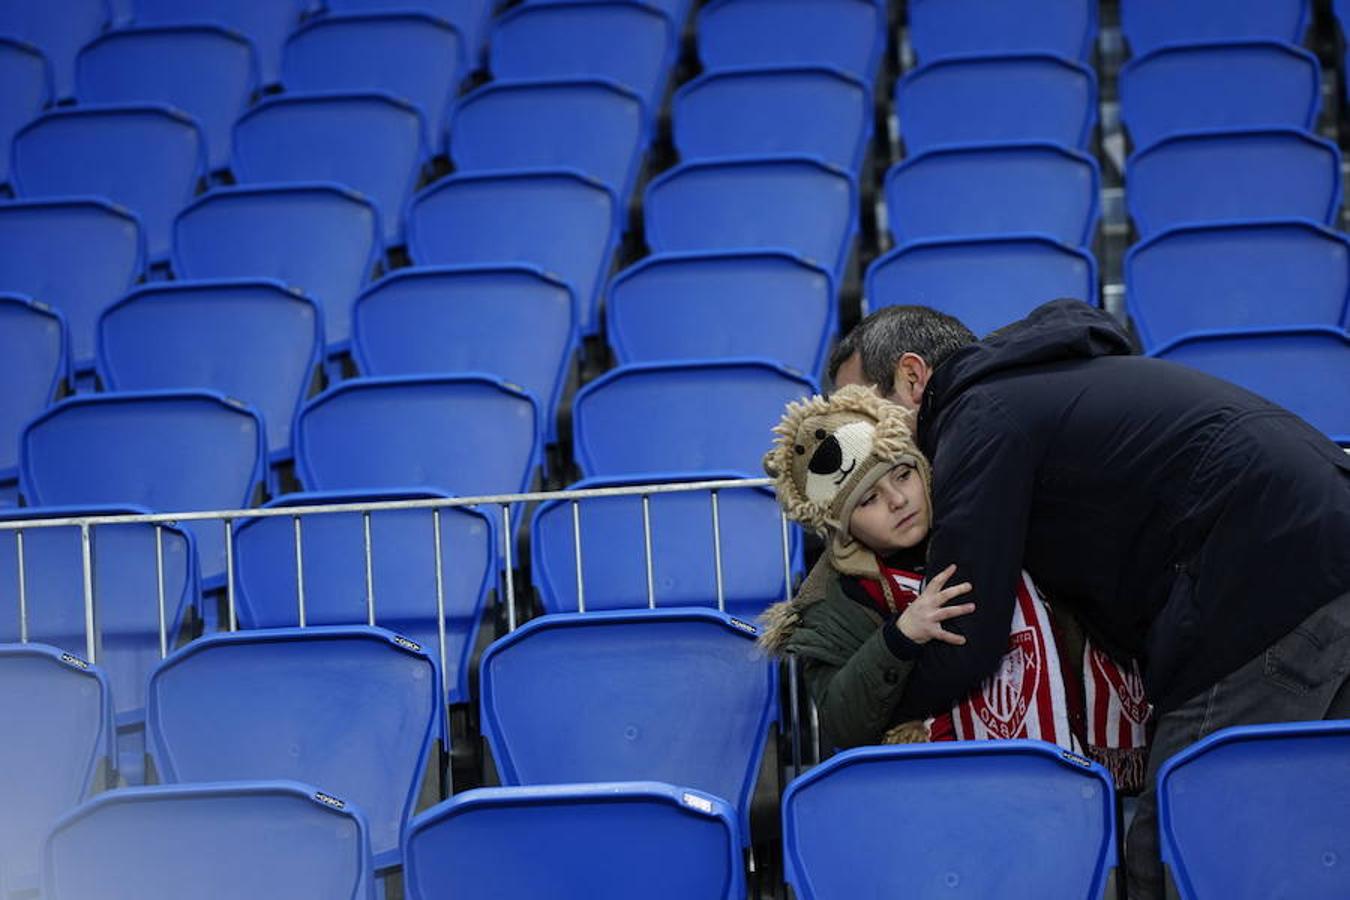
828;306;976;394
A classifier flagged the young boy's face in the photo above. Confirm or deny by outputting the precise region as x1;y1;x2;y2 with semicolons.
848;462;929;553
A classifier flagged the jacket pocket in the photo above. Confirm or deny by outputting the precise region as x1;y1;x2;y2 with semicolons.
1264;611;1350;695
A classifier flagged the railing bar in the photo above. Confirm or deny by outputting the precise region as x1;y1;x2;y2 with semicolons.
80;523;96;663
225;519;237;632
292;515;306;628
363;511;376;628
710;490;725;613
432;509;448;699
781;510;801;776
155;525;168;658
641;495;655;609
15;530;27;644
571;500;585;613
501;505;517;632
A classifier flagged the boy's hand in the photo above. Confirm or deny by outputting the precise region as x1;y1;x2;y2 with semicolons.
897;564;975;645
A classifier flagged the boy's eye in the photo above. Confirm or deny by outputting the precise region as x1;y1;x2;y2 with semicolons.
894;466;912;482
859;493;877;507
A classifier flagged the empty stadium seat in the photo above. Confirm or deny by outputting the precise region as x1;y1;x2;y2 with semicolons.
531;473;798;618
1157;721;1350;899
406;171;618;336
146;626;438;870
351;265;577;441
0;295;66;491
20;390;267;588
1119;41;1321;151
0;38;49;189
908;0;1097;63
607;251;833;376
12;105;206;264
0;0;107;101
450;79;647;205
896;53;1097;154
294;375;542;499
1125;220;1350;351
96;280;323;465
43;781;375;900
1127;129;1340;238
0;644;112;898
283;12;465;150
781;741;1117;899
404;783;745;900
571;359;815;477
697;0;885;81
885;142;1100;247
865;236;1099;336
0;199;143;376
132;0;309;87
75;25;257;174
489;2;675;113
233;92;426;249
644;157;857;280
479;608;778;837
232;489;497;707
1150;326;1350;444
324;0;491;67
1121;0;1309;57
173;183;381;359
673;66;871;174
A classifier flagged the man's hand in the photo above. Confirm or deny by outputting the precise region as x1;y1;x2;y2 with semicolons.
897;564;975;645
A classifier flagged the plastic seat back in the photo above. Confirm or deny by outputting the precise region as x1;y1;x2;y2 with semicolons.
97;279;323;462
0;38;50;187
0;295;66;484
897;53;1097;154
697;0;885;80
0;199;143;375
173;183;380;356
674;66;871;174
147;626;438;868
865;236;1098;337
608;251;833;376
572;359;815;477
1122;0;1309;56
479;609;778;836
885;142;1099;247
1125;220;1350;351
1120;40;1320;150
405;783;743;900
44;781;375;900
0;0;107;100
76;25;257;173
324;0;490;67
132;0;309;86
1127;129;1340;237
908;0;1097;62
12;105;206;263
782;742;1117;900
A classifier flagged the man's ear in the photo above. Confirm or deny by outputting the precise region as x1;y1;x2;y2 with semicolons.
889;353;932;410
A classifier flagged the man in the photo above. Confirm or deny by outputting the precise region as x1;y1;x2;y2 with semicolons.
831;299;1350;898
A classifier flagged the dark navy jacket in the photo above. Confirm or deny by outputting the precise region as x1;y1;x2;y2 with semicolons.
894;300;1350;715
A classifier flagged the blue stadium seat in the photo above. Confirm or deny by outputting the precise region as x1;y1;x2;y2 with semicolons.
12;105;206;264
405;783;744;900
407;171;618;336
0;199;142;377
44;781;375;900
284;13;465;153
572;359;816;477
479;609;778;839
0;38;50;189
697;0;885;81
96;280;323;465
75;25;257;174
450;79;647;206
132;0;309;87
324;0;491;68
531;473;798;619
607;251;833;376
673;65;872;174
1125;220;1350;351
523;0;691;20
908;0;1097;63
173;183;381;360
233;92;426;249
896;53;1097;154
644;157;857;280
885;142;1100;247
0;644;112;898
146;626;438;870
1119;41;1321;151
781;741;1117;899
1150;326;1350;445
1157;721;1350;900
865;236;1099;337
351;265;577;442
295;375;541;498
489;2;675;114
1121;0;1309;57
1126;129;1340;238
232;489;497;707
0;295;66;490
0;0;107;101
20;390;266;588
